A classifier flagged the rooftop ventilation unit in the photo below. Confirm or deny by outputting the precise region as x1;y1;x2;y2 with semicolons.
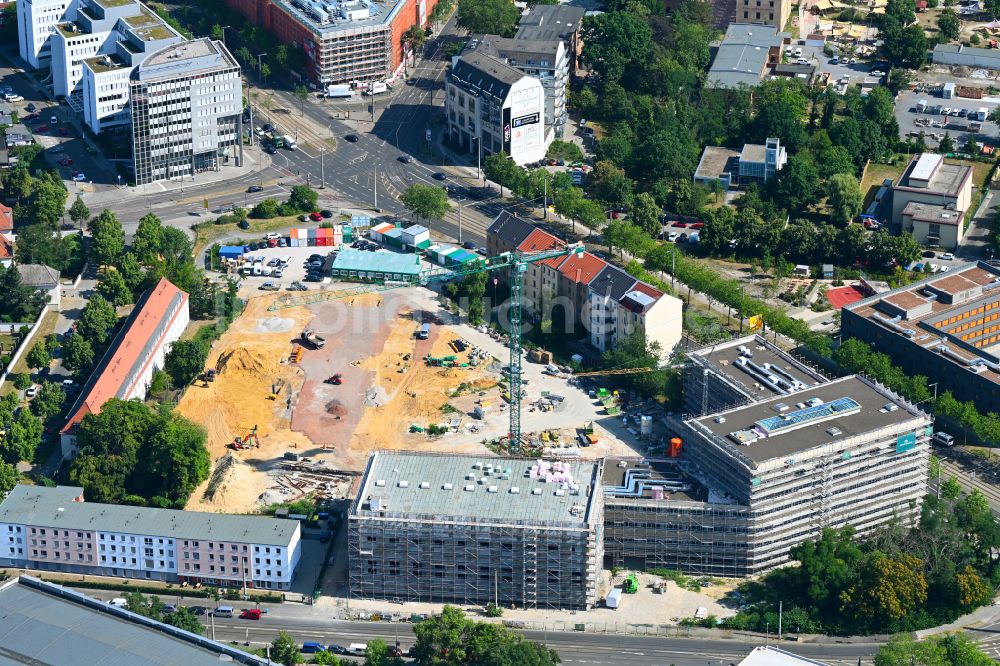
442;483;453;490
419;482;430;489
464;484;475;492
487;486;498;493
398;480;409;488
375;479;386;487
509;487;520;494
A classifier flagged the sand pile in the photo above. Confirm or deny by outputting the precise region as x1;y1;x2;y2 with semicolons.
217;346;278;379
196;453;270;511
326;400;347;417
364;386;388;407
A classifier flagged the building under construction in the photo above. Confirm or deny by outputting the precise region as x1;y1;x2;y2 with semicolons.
683;335;829;416
348;452;603;609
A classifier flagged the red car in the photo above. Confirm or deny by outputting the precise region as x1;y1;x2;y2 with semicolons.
58;157;73;166
671;221;689;228
690;222;705;230
309;211;322;221
36;124;48;133
240;609;262;620
58;127;69;136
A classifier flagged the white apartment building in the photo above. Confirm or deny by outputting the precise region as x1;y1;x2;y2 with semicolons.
446;50;548;166
0;486;302;589
130;38;243;185
16;0;79;69
588;263;683;356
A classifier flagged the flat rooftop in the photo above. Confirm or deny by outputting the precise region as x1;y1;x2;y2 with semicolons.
896;154;973;198
331;248;423;275
0;485;299;546
0;576;266;665
273;0;400;35
689;376;921;463
845;261;1000;385
84;53;129;73
603;458;707;503
695;146;740;180
689;334;830;402
353;452;601;528
900;201;963;226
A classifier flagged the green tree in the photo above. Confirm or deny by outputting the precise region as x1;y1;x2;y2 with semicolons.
310;651;343;665
164;340;209;387
827;173;863;226
939;132;955;154
251;198;280;219
600;330;669;396
269;630;303;666
403;24;427;52
32;381;66;421
259;62;271;82
364;639;403;666
12;373;31;391
937;8;960;40
1;408;42;463
629;192;661;238
61;333;95;376
294;84;309;115
588;160;633;210
25;342;51;370
0;461;18;494
124;592;166;619
119;252;145;295
132;213;164;264
401;183;452;222
482;152;524;197
91;209;126;267
767;155;820;214
582;11;652;84
843;552;928;622
287;185;319;213
14;223;70;271
98;270;132;307
0;264;44;322
77;294;118;346
164;607;204;634
752;79;809;151
68;195;90;229
456;0;520;36
882;21;928;68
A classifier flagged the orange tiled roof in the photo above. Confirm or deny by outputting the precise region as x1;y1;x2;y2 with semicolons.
0;203;11;233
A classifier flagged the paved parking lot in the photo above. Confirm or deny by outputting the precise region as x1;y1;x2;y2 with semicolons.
787;40;881;88
895;90;1000;149
235;244;332;292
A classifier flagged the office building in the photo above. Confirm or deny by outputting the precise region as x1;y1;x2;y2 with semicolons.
0;575;268;665
130;38;243;185
487;212;683;358
681;375;930;573
694;138;786;190
737;0;791;29
446;50;548;166
515;4;585;77
683;334;830;416
0;485;301;589
707;23;787;88
61;277;188;456
221;0;438;85
16;0;79;69
842;261;1000;414
349;451;603;609
891;153;973;249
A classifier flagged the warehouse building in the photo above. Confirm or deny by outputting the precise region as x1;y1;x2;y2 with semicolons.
328;248;424;282
60;277;188;458
349;451;603;609
0;575;268;665
0;485;301;590
681;375;930;574
841;261;1000;414
683;334;830;416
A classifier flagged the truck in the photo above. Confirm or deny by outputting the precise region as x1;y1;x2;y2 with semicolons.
271;135;284;149
418;323;430;340
366;81;388;95
302;328;326;349
283;135;297;150
325;84;354;99
975;107;989;122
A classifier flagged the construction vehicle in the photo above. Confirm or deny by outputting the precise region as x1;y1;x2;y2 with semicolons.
324;374;343;385
269;244;585;448
623;573;639;594
199;369;216;385
302;328;326;349
290;346;303;363
228;427;260;451
268;379;286;400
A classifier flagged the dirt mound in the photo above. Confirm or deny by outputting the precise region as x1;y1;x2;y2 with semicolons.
326;400;347;417
255;316;294;333
216;346;278;379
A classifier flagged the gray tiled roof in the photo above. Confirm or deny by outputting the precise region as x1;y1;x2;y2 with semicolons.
0;486;299;547
16;263;60;287
451;51;524;99
0;576;267;665
707;23;786;89
488;211;535;248
515;4;585;41
589;264;638;302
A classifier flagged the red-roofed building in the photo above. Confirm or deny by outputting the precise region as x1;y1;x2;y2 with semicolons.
0;203;12;238
546;251;608;325
60;278;189;458
517;228;565;315
0;236;12;268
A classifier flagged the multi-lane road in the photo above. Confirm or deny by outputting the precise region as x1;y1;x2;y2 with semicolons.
204;614;880;665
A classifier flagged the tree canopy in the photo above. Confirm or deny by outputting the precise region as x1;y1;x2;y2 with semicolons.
456;0;520;36
401;183;452;221
413;606;560;665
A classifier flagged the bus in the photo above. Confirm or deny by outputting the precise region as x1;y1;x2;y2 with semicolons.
418;323;430;340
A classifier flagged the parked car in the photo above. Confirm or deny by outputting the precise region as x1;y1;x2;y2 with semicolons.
240;609;262;620
344;134;359;142
320;209;333;218
247;185;263;193
71;172;86;182
262;123;275;132
25;103;36;112
309;211;323;221
187;606;208;616
398;155;413;163
50;115;57;124
260;281;280;291
432;172;447;181
238;219;250;230
58;127;68;136
25;386;38;398
49;145;65;153
265;232;281;240
940;252;955;261
36;124;48;133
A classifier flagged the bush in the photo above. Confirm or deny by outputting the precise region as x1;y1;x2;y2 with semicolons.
250;198;280;219
13;373;31;390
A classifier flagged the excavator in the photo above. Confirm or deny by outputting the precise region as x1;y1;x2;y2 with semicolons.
324;374;343;385
227;425;260;451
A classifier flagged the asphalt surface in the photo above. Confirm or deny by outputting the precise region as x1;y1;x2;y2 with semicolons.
203;615;880;665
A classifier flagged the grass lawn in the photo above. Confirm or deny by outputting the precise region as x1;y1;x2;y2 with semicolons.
0;310;60;396
860;162;906;207
192;214;309;255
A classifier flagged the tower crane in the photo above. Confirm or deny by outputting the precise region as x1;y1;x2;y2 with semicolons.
269;243;585;447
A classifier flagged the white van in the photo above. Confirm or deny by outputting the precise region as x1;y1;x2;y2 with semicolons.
109;598;128;608
933;432;955;447
279;255;291;266
347;643;368;655
211;606;235;617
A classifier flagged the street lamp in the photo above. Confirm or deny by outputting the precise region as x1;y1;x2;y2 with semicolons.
220;25;231;46
256;53;267;81
472;136;481;180
320;146;325;189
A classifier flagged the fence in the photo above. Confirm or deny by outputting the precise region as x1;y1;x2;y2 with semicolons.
0;323;33;335
0;308;47;386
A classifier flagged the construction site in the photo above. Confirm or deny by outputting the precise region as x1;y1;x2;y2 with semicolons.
176;270;652;516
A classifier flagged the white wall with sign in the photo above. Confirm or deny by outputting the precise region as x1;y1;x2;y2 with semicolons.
502;77;547;165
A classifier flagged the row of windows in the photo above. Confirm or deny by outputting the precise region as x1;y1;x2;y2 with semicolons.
938;301;1000;328
949;312;1000;335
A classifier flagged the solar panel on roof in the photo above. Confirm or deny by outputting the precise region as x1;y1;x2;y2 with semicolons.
755;397;861;435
